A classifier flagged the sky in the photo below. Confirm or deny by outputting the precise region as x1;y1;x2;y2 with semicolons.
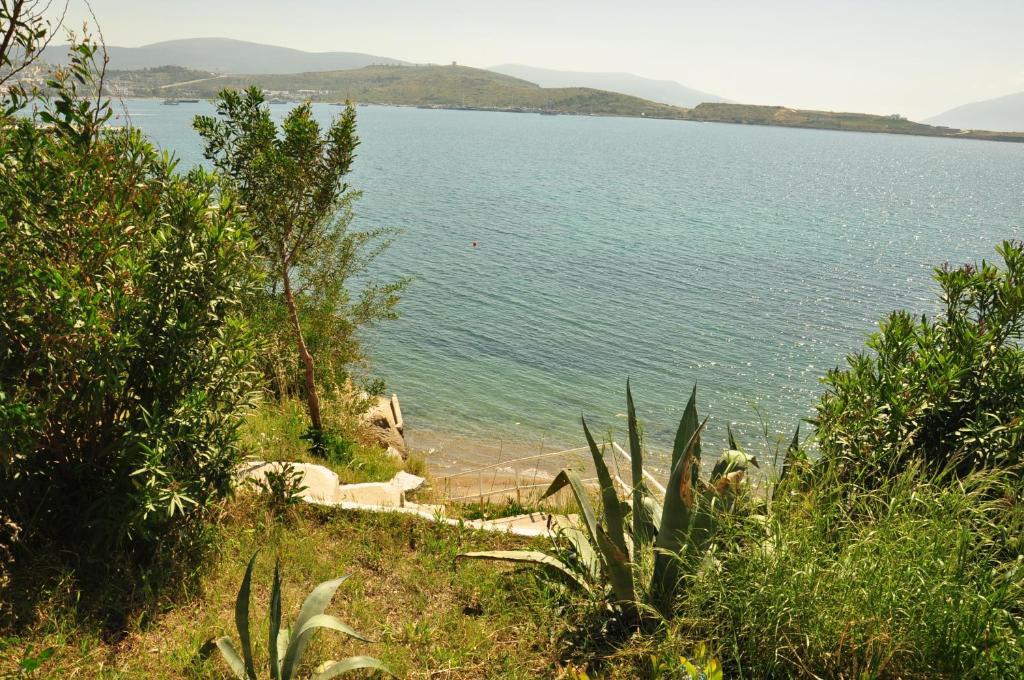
64;0;1024;120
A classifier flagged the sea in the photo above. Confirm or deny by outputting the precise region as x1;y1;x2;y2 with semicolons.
116;99;1024;468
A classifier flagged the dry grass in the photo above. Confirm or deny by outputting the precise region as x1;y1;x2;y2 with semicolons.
2;499;568;678
0;398;570;678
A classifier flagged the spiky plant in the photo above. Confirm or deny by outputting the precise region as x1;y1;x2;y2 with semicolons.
213;554;391;679
459;382;784;622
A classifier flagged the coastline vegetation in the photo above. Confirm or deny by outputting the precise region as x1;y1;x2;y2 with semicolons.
101;64;1024;142
3;8;1024;679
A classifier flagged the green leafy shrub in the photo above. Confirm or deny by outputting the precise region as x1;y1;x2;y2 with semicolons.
0;513;16;607
301;428;356;466
0;44;258;569
816;240;1024;482
213;553;391;679
648;643;723;680
249;462;308;517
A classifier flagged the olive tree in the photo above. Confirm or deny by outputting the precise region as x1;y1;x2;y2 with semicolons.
195;88;406;435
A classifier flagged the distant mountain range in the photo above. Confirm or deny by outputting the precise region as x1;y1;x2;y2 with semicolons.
36;36;1024;143
41;37;407;74
40;37;729;109
489;64;729;108
927;91;1024;133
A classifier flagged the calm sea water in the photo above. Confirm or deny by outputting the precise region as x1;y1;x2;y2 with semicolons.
118;99;1024;458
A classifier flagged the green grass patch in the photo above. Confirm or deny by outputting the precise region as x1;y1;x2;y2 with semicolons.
2;501;567;678
238;398;405;485
682;466;1024;678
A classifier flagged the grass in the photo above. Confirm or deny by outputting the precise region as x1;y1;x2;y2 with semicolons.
1;500;569;678
5;396;1023;679
238;397;426;485
681;465;1024;678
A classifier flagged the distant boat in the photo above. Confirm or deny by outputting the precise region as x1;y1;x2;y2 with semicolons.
177;98;200;103
162;98;179;105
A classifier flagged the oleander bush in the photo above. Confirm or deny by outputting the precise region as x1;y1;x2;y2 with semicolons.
0;43;259;590
816;240;1024;483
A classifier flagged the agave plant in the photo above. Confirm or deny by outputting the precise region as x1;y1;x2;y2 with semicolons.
459;382;775;621
213;554;391;679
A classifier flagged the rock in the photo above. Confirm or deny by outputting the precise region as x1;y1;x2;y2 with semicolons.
369;425;406;457
385;445;404;461
365;395;397;430
391;470;425;493
362;393;407;456
242;461;424;508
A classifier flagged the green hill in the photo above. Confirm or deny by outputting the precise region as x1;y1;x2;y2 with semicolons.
679;103;1024;142
112;64;688;118
107;65;1024;143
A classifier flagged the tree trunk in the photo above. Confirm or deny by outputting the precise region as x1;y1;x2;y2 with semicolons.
282;266;322;431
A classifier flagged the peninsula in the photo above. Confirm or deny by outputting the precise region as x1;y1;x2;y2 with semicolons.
102;63;1024;143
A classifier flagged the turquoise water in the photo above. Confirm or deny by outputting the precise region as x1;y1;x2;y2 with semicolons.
119;99;1024;453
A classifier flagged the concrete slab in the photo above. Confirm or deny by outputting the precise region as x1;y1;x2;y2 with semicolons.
332;481;403;507
238;459;579;538
392;471;426;493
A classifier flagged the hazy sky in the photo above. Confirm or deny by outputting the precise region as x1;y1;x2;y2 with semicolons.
66;0;1023;120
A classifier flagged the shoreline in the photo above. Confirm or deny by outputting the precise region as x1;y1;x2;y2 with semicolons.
407;425;676;488
114;96;1024;145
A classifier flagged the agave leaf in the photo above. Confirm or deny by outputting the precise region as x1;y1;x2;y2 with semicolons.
582;416;629;560
293;613;371;644
235;553;258;680
690;486;721;555
214;636;248;680
457;550;591;591
641;494;663;536
276;628;290;674
541;469;600;553
595;525;636;610
269;559;282;680
279;575;350;680
626;380;653;545
726;423;739;451
559;527;601;583
312;655;393;679
779;423;802;484
651;415;709;617
671;385;701;472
